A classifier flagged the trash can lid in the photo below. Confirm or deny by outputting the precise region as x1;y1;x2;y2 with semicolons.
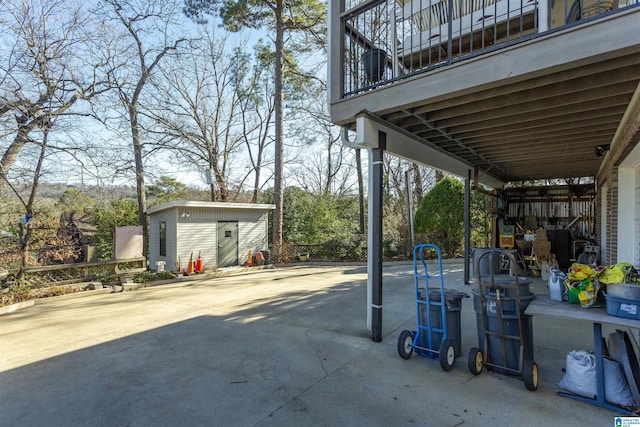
479;274;532;285
471;288;536;301
426;288;469;300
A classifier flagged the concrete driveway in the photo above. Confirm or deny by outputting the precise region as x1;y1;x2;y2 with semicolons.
0;262;620;426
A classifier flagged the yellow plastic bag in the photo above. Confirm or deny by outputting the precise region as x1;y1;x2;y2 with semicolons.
613;262;634;281
567;263;596;282
578;282;599;307
599;266;625;285
566;277;600;307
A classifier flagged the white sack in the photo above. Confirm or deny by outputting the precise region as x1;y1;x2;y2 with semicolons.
557;350;635;407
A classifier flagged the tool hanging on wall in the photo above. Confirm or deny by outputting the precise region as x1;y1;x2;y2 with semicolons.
524;201;537;231
549;205;558;226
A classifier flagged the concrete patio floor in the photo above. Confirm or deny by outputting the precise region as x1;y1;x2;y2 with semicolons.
0;261;631;426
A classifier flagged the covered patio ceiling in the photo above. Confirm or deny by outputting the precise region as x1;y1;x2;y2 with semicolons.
373;53;640;183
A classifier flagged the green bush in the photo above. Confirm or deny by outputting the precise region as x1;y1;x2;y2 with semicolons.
92;199;139;261
133;271;156;284
155;271;177;280
415;177;464;258
133;270;177;284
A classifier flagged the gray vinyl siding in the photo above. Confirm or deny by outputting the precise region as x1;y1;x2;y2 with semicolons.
238;212;269;263
179;207;265;223
176;221;217;271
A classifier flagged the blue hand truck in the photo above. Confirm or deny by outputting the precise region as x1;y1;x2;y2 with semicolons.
397;244;462;371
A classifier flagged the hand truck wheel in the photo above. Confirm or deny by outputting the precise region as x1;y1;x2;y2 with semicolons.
397;330;414;360
523;359;538;391
439;338;456;371
468;347;483;375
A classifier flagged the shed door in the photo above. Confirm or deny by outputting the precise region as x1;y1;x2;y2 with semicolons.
218;221;238;268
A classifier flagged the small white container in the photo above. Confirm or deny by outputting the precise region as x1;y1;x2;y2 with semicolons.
156;261;166;272
549;269;566;302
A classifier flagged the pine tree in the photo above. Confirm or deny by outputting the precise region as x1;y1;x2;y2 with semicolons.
183;0;325;245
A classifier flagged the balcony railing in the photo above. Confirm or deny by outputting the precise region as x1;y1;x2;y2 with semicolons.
340;0;638;96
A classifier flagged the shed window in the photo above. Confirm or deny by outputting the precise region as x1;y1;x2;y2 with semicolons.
159;221;166;256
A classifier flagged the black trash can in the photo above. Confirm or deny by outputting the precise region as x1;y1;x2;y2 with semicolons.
472;289;535;373
472;248;502;276
477;274;533;297
418;288;467;357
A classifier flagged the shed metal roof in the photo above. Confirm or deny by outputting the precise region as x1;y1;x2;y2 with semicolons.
147;201;275;215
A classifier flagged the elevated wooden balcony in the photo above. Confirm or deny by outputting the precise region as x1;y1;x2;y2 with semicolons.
328;0;640;182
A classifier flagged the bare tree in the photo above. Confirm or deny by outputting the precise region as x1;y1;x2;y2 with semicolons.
290;142;356;197
234;45;276;203
100;0;188;258
384;156;415;256
145;28;248;202
1;121;79;276
0;0;112;191
185;0;326;245
287;76;357;196
412;163;424;203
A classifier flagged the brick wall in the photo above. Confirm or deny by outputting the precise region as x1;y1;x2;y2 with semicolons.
597;86;640;265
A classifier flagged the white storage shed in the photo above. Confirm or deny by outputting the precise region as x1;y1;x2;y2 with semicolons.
147;201;274;272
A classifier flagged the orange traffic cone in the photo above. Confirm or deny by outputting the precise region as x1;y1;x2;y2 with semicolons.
186;252;194;275
195;251;203;273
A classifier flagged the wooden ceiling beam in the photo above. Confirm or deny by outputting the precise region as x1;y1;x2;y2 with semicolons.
409;55;640;115
447;107;627;137
443;135;613;157
483;160;603;181
426;65;640;121
433;85;636;128
459;124;619;145
497;160;603;179
420;95;630;134
479;144;608;161
460;129;615;150
409;114;618;142
453;114;621;141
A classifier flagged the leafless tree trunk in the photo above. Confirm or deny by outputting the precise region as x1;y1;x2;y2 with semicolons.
19;124;49;274
412;163;424;204
103;0;187;258
235;58;275;204
3;120;78;275
273;0;285;245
